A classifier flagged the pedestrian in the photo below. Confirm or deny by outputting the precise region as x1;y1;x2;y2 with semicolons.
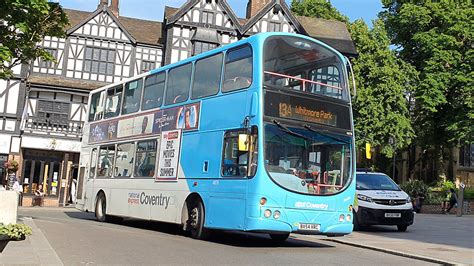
12;176;23;206
445;188;458;214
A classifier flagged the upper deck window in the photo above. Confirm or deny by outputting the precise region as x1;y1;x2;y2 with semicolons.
89;91;104;122
165;63;192;105
192;53;223;99
142;72;166;110
122;78;143;115
104;85;123;119
223;45;253;92
264;36;348;101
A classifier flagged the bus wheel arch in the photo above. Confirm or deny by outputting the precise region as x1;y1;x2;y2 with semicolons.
182;193;210;240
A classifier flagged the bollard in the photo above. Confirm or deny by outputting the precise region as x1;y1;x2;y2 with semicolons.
457;183;465;217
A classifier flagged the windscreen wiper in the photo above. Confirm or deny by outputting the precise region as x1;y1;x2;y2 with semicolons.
273;120;309;140
304;124;349;143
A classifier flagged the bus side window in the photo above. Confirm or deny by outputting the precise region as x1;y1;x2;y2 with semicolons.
104;85;123;119
89;148;97;179
122;78;143;115
223;45;253;92
134;140;157;178
221;130;248;177
165;63;192;105
89;91;104;121
142;72;165;110
97;145;115;178
192;53;223;99
115;142;134;177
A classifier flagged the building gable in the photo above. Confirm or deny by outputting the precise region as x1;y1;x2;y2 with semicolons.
242;0;305;35
67;7;135;43
167;0;242;32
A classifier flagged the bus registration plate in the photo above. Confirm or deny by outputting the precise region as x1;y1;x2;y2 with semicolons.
298;223;320;231
385;213;401;218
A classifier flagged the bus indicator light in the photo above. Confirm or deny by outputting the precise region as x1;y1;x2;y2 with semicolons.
260;197;267;205
193;182;198;187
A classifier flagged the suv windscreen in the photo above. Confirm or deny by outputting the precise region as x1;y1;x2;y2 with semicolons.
356;173;400;191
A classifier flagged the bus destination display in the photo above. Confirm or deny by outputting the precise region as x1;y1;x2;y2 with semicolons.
264;91;351;130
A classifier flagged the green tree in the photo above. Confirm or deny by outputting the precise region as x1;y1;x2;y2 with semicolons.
290;0;349;23
0;0;68;79
381;1;474;179
350;19;416;159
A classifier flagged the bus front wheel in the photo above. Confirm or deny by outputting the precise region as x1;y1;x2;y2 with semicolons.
95;193;107;222
187;200;210;240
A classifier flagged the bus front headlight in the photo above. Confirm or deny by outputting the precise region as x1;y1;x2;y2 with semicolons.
273;210;281;219
264;209;272;218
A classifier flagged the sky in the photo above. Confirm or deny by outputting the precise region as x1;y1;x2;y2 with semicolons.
56;0;384;25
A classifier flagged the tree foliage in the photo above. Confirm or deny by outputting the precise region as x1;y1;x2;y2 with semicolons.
0;0;68;79
350;19;416;157
380;0;474;147
290;0;349;23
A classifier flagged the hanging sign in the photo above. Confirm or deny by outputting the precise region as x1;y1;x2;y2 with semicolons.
155;130;182;182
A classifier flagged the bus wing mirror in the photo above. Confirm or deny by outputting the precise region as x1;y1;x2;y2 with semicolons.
345;57;356;97
250;92;258;117
238;134;249;151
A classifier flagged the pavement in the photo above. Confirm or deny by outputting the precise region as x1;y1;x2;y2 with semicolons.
0;208;472;265
320;213;473;265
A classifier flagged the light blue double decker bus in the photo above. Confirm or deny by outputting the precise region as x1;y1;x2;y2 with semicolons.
76;32;356;241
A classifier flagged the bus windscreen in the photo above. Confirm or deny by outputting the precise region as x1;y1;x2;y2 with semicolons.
264;36;349;101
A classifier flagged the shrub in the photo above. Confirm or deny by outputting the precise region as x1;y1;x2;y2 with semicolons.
464;188;474;200
434;180;456;199
400;179;430;199
0;223;32;240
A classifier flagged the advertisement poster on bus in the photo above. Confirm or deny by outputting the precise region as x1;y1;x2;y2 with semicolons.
88;102;200;144
155;130;182;182
152;102;200;133
89;120;118;143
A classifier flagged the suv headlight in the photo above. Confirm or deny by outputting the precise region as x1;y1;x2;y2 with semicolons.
357;194;373;202
406;196;411;203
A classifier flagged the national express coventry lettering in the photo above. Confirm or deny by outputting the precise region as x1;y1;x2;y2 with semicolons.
128;192;171;209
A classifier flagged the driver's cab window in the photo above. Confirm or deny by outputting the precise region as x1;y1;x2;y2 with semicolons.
222;130;248;177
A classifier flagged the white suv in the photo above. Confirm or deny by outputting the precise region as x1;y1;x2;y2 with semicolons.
354;171;414;232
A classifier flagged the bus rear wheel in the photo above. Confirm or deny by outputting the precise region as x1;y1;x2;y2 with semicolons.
95;193;107;222
270;233;290;242
187;200;210;240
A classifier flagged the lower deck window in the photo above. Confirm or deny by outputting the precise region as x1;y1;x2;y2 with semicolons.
98;145;115;178
115;143;134;177
134;140;157;177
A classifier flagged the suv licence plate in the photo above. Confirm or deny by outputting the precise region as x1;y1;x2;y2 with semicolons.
298;223;320;231
385;213;401;218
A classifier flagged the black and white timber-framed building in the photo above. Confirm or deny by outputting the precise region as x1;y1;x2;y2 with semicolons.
0;0;358;206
